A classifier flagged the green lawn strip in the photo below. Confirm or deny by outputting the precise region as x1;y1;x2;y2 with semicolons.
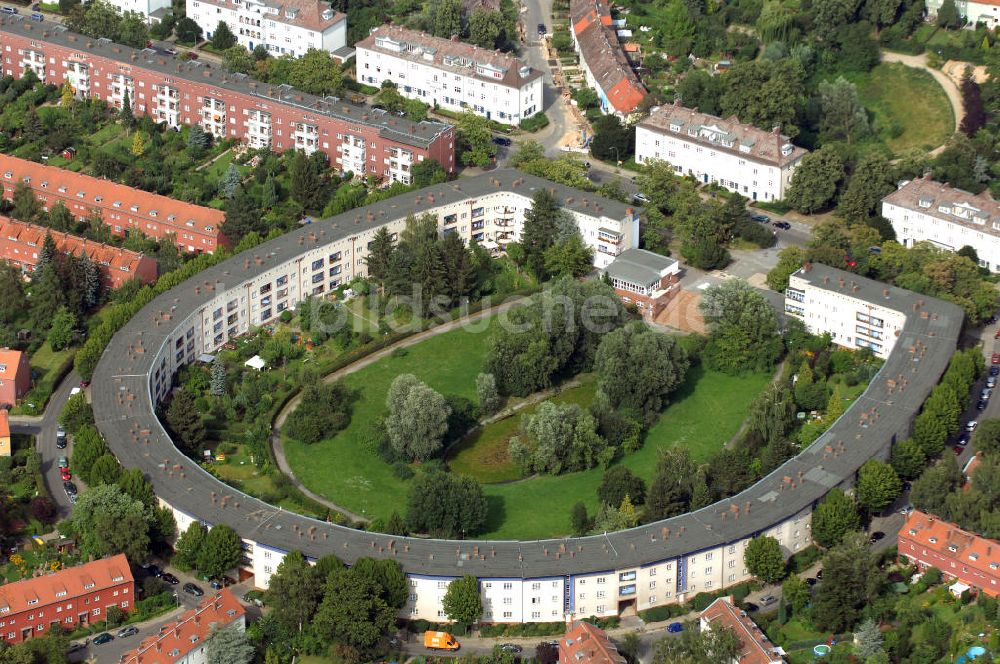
11;342;75;415
833;63;953;154
282;321;496;520
446;377;599;484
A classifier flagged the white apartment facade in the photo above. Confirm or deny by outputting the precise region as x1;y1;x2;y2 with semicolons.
186;0;347;57
636;101;808;202
784;265;907;360
355;25;543;126
97;0;172;23
925;0;1000;28
881;176;1000;272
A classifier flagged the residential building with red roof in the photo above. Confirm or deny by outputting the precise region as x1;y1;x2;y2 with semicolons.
636;101;808;203
119;589;246;664
0;348;30;408
569;0;646;117
0;155;225;254
699;596;785;664
558;621;626;664
898;510;1000;596
355;26;544;126
0;17;456;185
0;409;9;457
0;554;134;644
186;0;349;60
0;216;157;288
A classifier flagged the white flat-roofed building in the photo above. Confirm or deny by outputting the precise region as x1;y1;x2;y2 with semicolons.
186;0;347;58
635;101;808;202
784;263;908;359
881;175;1000;272
96;0;171;24
355;25;543;126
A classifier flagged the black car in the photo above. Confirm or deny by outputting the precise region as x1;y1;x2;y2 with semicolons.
492;136;512;147
63;481;77;495
959;432;971;446
805;577;818;586
56;437;67;449
869;531;885;544
142;564;162;578
183;582;204;597
979;400;989;411
92;633;114;645
992;366;1000;377
500;644;523;654
742;602;759;612
162;573;180;585
815;569;823;579
537;23;546;35
773;221;791;230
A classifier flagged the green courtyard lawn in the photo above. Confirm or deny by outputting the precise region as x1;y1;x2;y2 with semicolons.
284;315;771;538
835;62;954;155
281;320;496;522
479;364;770;539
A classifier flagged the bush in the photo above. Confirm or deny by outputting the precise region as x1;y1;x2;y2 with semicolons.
392;462;414;480
520;113;550;132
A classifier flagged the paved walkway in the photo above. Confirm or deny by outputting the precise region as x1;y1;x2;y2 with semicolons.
269;297;530;522
881;50;965;141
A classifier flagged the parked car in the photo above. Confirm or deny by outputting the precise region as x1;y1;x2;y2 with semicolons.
632;193;650;204
29;12;43;21
491;136;512;147
742;602;759;612
991;353;1000;365
142;564;162;578
500;644;523;654
979;400;989;411
773;221;791;230
667;622;684;633
58;456;68;468
750;214;770;223
537;23;546;35
116;626;139;638
1;7;19;15
958;432;971;446
983;388;994;400
183;582;204;597
92;633;113;645
63;481;77;495
210;577;234;589
31;3;41;9
995;328;1000;339
805;577;817;586
967;420;979;432
989;376;997;388
760;595;778;607
55;434;67;449
60;468;71;481
162;573;180;585
991;365;1000;377
869;531;885;544
67;642;86;654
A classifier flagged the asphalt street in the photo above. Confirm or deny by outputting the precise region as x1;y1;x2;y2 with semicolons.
10;371;83;520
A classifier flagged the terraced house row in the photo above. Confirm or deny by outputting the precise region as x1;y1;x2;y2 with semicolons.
92;167;963;624
0;154;225;253
0;17;456;185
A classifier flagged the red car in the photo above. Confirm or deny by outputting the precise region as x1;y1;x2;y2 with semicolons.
60;468;71;481
955;445;965;456
992;353;1000;365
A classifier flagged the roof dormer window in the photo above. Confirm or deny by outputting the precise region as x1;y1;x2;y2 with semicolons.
929;537;937;544
95;196;103;202
113;201;122;208
130;204;139;212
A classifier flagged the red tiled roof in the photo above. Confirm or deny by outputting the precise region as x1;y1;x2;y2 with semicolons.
0;349;26;384
569;0;646;115
0;216;156;283
0;155;224;242
191;0;344;32
0;555;132;614
700;596;785;664
559;621;626;664
899;510;1000;593
120;589;245;664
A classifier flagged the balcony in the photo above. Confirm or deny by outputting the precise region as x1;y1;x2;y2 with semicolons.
598;228;622;244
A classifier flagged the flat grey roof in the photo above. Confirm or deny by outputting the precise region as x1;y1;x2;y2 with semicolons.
91;175;963;578
604;247;677;284
0;17;450;150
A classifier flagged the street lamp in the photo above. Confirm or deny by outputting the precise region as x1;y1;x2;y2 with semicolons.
610;146;622;168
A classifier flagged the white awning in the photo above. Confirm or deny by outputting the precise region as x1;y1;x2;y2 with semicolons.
244;355;267;371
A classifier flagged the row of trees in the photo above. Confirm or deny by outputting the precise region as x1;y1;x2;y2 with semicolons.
172;522;244;579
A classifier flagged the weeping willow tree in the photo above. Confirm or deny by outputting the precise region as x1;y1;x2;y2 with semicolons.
756;0;797;43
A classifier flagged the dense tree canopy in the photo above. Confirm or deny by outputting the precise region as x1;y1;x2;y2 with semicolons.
700;279;782;374
406;471;488;537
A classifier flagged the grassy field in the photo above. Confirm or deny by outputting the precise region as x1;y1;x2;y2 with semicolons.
446;377;599;484
282;321;496;521
840;62;954;154
284;317;771;538
11;342;75;415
